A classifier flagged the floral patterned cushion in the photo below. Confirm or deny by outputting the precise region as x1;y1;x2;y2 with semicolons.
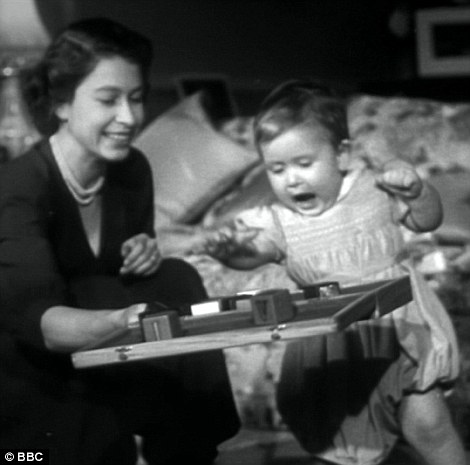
348;94;470;172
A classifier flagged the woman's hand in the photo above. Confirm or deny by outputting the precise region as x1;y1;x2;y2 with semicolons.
122;303;148;328
120;233;162;276
41;303;148;352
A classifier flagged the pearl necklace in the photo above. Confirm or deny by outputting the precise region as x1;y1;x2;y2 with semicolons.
50;135;105;206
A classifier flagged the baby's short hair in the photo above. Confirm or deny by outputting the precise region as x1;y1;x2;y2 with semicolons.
253;79;349;154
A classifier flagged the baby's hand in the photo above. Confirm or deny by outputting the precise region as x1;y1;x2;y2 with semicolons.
375;161;423;200
120;233;162;276
203;222;260;260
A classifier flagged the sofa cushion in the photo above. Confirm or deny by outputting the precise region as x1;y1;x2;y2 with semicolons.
348;95;470;173
201;163;276;227
133;92;259;227
428;169;470;242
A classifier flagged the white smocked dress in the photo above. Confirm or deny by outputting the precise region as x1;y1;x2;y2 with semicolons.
235;166;459;465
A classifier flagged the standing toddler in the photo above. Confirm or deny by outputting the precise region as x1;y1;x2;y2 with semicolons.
204;80;465;465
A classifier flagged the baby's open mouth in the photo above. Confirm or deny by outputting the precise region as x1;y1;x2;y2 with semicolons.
293;193;316;202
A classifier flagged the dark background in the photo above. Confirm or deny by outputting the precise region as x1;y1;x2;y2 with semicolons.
35;0;470;118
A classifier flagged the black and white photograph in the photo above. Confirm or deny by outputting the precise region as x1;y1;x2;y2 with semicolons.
1;1;470;464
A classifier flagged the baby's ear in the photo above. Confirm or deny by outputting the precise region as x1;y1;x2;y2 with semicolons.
337;139;352;172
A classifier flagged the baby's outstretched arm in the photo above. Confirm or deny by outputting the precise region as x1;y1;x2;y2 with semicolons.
375;160;443;232
202;220;279;269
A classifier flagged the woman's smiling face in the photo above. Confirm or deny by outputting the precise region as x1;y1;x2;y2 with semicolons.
262;124;348;216
56;56;145;163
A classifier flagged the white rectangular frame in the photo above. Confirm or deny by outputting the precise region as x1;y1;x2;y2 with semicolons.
416;7;470;77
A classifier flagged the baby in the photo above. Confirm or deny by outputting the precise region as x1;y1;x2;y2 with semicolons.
202;80;466;465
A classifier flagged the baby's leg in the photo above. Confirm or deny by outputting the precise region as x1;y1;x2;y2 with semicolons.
399;387;467;465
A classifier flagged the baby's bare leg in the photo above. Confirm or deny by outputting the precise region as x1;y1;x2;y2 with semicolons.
399;388;467;465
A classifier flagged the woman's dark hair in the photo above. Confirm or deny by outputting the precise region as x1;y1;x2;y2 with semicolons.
253;79;349;155
22;17;153;134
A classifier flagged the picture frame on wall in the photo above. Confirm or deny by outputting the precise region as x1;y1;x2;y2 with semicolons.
416;7;470;77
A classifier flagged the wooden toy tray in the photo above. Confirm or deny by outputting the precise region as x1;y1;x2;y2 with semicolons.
72;276;411;369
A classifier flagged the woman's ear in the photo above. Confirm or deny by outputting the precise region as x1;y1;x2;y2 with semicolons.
337;139;351;171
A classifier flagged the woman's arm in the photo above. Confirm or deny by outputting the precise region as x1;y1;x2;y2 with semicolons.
40;303;145;353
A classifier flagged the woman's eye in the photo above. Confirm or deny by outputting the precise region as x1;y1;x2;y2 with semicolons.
298;158;313;168
268;165;284;174
130;98;142;105
98;97;117;106
130;94;144;104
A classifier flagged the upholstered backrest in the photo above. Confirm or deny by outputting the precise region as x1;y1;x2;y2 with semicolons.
348;95;470;172
348;95;470;241
133;92;259;228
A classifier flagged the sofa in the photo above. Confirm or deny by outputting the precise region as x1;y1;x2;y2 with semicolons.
133;90;470;443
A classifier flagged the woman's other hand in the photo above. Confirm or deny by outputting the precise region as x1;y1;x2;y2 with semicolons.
120;233;162;276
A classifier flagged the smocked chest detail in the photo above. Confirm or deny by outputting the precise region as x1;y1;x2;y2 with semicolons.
275;171;405;285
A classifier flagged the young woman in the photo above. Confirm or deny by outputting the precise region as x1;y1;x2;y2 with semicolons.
0;17;239;465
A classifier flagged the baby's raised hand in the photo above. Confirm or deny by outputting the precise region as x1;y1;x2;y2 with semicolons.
120;233;162;276
375;161;423;200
